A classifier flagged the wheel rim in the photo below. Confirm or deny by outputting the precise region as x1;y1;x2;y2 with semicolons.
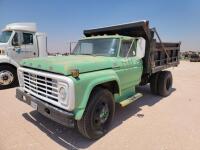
0;70;14;86
92;101;110;130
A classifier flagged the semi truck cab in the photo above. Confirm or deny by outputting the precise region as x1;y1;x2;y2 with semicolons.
0;23;48;89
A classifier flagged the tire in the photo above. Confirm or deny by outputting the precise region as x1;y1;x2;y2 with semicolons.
0;65;18;90
77;87;115;140
157;71;173;97
150;72;160;95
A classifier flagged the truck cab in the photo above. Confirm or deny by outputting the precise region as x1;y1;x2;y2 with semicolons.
0;23;48;89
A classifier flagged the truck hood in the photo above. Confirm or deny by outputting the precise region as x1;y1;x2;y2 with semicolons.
20;55;117;75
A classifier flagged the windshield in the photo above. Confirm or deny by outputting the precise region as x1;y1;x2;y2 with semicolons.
0;31;12;43
72;38;119;56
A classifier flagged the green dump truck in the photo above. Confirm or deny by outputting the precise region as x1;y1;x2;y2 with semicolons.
16;20;180;139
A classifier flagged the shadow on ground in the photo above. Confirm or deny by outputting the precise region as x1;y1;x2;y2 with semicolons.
22;85;176;150
0;85;18;90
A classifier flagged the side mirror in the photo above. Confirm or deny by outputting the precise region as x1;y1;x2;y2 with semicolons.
12;40;19;46
136;37;146;59
12;33;20;46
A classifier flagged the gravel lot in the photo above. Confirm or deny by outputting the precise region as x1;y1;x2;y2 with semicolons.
0;61;200;150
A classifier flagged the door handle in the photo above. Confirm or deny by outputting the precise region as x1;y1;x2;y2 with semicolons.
14;48;21;54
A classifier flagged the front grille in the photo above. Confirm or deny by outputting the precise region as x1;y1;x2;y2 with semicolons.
23;71;59;102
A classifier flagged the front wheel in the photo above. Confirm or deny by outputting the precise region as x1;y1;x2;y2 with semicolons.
77;87;115;140
0;65;18;90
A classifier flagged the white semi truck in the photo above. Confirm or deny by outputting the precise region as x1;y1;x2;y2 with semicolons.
0;23;48;89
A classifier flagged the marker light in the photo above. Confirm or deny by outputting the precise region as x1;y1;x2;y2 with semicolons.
71;69;79;78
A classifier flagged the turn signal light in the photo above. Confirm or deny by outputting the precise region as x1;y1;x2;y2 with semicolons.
71;69;79;78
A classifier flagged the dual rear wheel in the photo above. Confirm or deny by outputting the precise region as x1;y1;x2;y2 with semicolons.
150;71;173;97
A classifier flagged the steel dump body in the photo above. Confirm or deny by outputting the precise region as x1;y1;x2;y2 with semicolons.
84;21;180;77
153;42;180;73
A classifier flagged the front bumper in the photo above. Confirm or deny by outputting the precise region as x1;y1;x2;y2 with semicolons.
16;88;75;128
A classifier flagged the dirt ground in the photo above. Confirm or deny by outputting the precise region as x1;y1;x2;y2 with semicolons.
0;61;200;150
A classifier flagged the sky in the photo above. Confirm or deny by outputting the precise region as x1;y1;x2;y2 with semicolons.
0;0;199;52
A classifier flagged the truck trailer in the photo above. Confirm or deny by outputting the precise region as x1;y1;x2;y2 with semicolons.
0;23;48;89
16;20;180;139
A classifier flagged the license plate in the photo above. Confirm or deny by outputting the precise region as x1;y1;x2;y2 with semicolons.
31;101;38;110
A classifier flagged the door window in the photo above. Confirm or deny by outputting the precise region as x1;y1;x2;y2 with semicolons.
120;40;136;57
23;33;33;45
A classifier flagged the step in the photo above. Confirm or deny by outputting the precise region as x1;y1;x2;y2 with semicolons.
119;93;143;107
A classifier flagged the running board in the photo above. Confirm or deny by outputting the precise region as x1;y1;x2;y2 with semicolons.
120;93;143;107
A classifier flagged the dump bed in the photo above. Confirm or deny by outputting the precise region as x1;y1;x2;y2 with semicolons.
84;20;180;75
152;42;180;73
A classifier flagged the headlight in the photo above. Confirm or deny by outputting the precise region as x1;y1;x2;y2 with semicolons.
17;70;24;87
59;86;67;100
58;83;68;106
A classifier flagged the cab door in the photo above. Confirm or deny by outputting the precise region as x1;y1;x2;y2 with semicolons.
21;32;38;59
10;32;38;63
9;31;23;63
117;39;143;91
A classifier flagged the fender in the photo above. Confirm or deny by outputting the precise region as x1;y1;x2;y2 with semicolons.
74;69;121;120
0;55;19;68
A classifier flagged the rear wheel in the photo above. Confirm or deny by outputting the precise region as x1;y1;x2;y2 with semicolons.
157;71;173;97
77;87;115;140
0;65;18;90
